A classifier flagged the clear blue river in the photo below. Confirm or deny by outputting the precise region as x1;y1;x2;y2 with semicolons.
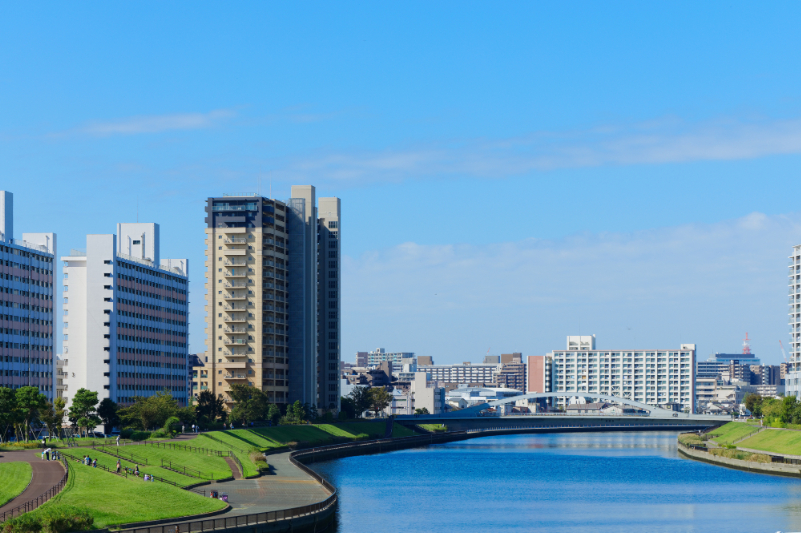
310;432;801;533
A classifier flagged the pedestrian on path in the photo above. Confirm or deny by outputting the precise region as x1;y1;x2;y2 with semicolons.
116;460;121;474
92;459;97;468
116;435;120;446
134;465;139;477
182;425;185;434
45;449;50;460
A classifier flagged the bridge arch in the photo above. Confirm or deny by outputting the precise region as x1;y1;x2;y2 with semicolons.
486;392;670;414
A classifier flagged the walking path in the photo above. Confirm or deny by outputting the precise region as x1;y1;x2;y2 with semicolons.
0;450;65;517
223;457;242;480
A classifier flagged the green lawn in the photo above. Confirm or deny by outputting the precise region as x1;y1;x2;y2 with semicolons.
65;448;199;487
36;460;226;528
193;435;260;478
248;421;412;447
95;444;232;480
737;429;801;455
418;423;447;433
0;462;32;507
708;422;761;446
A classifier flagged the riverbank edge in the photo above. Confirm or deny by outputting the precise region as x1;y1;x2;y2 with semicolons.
677;442;801;478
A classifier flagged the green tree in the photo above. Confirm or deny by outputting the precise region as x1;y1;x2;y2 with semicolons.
118;390;179;430
97;398;120;434
368;387;392;417
177;405;197;427
228;384;269;424
781;396;797;424
39;401;61;439
195;390;226;424
0;387;17;442
68;388;101;437
266;404;281;425
744;393;763;417
339;396;356;419
347;386;371;418
16;386;48;441
415;407;430;415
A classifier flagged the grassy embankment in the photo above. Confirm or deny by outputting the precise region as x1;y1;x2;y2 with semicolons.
0;462;32;507
737;428;801;456
64;448;199;487
93;444;232;480
418;424;447;433
679;422;771;463
707;422;761;446
30;461;226;528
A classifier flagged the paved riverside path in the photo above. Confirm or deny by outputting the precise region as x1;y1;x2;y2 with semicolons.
213;451;330;515
0;450;66;516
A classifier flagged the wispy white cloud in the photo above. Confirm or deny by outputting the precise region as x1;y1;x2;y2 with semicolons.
75;109;236;136
343;211;801;363
282;116;801;184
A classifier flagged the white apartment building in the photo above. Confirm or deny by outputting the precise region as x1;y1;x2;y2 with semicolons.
418;362;499;384
789;244;801;398
386;372;445;415
62;223;189;408
367;348;414;366
550;336;696;413
0;191;57;399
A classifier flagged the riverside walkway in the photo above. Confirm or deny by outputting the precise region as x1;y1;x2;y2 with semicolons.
0;450;65;518
215;451;330;516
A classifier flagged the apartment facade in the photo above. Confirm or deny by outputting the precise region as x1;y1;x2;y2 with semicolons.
201;187;341;411
0;191;57;399
790;244;801;398
526;355;552;394
317;197;341;411
549;336;696;412
62;223;189;407
366;348;415;366
417;362;499;385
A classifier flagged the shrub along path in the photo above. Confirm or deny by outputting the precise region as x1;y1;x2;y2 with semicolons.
0;450;65;517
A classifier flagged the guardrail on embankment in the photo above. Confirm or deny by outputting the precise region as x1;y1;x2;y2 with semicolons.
0;457;69;523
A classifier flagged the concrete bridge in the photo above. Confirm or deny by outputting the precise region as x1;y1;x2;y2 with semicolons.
396;392;728;433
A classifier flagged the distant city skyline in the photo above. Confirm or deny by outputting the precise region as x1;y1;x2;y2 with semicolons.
2;3;801;365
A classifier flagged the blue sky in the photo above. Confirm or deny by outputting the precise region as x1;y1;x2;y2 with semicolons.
2;2;801;364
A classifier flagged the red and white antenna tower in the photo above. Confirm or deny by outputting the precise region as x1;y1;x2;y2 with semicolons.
742;332;752;355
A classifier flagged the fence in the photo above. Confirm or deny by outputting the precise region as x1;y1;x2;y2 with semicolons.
93;445;149;465
126;440;232;458
0;457;69;523
198;434;247;453
160;460;211;480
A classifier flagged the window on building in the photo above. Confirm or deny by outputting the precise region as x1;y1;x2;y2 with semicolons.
328;221;338;229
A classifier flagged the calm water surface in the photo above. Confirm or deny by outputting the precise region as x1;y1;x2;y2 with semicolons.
310;432;801;533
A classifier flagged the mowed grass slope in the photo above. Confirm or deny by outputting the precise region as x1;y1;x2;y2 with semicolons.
248;421;412;447
39;461;226;528
708;422;760;446
738;429;801;455
66;448;199;487
96;444;232;479
0;462;32;507
193;435;260;478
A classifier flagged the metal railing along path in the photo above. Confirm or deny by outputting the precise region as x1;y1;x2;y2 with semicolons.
0;457;69;523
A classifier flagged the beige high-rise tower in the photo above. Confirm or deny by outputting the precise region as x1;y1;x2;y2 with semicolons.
197;188;341;411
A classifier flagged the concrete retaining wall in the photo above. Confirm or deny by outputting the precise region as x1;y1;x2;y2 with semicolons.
677;443;801;478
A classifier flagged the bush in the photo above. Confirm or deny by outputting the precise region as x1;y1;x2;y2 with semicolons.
163;416;180;434
1;505;93;533
150;429;169;439
124;430;151;441
250;452;270;472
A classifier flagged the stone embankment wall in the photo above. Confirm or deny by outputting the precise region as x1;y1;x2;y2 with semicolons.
677;443;801;478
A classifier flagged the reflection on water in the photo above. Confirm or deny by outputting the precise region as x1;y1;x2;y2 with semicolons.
310;432;801;533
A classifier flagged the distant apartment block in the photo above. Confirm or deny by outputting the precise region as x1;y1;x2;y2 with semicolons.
417;355;433;366
366;348;415;366
526;355;552;394
417;362;499;385
789;244;801;398
0;191;56;399
62;223;189;407
495;361;526;391
549;336;696;412
355;351;368;367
